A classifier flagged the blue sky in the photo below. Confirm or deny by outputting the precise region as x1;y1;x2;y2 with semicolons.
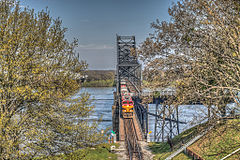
20;0;177;70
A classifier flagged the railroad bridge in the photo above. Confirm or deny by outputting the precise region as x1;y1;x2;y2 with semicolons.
112;35;186;160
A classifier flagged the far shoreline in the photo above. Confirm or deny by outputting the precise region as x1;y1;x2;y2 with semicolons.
81;79;116;88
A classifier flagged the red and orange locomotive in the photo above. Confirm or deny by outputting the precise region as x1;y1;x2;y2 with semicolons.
120;80;134;118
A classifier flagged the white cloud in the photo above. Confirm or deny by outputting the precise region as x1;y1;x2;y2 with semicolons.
78;44;114;50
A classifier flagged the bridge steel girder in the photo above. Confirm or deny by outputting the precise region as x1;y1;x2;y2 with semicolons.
114;35;181;142
134;99;148;138
153;97;180;142
114;35;148;140
116;35;141;97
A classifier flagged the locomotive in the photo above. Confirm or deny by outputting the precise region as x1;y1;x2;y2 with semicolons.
120;80;134;118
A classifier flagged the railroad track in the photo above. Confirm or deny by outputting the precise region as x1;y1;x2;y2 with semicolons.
124;118;143;160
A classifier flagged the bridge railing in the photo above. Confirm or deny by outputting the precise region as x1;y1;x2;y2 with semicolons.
141;88;176;97
134;99;148;138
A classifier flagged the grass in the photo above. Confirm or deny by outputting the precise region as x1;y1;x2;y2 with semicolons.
82;79;115;87
148;142;173;159
148;142;192;160
38;143;118;160
149;119;240;160
148;122;207;160
188;119;240;160
172;152;191;160
148;125;200;160
226;151;240;160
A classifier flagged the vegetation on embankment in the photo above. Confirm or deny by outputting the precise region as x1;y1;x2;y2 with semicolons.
148;142;191;160
82;70;115;87
38;143;118;160
148;123;204;160
172;153;191;160
82;79;115;87
149;119;240;160
188;119;240;160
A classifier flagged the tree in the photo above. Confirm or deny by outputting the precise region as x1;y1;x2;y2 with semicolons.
139;0;240;155
0;0;103;159
139;0;240;118
139;0;240;154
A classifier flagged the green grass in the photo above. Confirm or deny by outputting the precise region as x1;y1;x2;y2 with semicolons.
148;124;201;160
149;122;206;159
148;142;173;160
226;151;240;160
148;142;192;160
189;119;240;160
149;127;197;160
148;120;240;160
82;79;115;87
172;152;191;160
171;124;202;146
38;143;118;160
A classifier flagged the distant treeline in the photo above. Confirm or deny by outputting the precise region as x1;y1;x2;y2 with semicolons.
82;70;116;87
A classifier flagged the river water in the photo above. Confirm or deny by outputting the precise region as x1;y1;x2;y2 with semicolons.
78;87;210;141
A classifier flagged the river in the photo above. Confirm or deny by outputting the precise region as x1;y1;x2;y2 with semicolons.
78;87;211;141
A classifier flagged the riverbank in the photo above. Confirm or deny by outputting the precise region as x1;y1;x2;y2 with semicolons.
83;70;115;87
149;119;240;160
82;79;115;87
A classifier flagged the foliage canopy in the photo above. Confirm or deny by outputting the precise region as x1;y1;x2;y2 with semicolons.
0;0;103;159
139;0;240;117
139;0;240;155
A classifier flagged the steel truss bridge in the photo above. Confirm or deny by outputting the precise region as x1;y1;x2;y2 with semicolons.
112;35;185;160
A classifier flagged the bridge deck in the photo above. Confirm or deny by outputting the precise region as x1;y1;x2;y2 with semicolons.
115;35;145;159
132;110;143;141
119;117;125;141
119;111;143;141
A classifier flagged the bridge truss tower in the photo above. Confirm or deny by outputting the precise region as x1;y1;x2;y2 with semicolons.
112;35;182;142
113;35;144;141
154;98;180;142
116;35;141;96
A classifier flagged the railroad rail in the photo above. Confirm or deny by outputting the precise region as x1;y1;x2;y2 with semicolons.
113;35;183;159
113;35;144;160
124;118;142;160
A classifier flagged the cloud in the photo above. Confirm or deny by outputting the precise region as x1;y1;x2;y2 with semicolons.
78;44;114;50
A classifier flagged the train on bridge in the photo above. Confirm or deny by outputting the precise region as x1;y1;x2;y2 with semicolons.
120;79;135;119
113;35;144;160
